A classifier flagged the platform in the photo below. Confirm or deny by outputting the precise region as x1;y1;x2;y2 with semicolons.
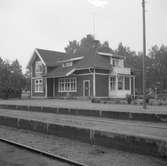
0;99;167;123
0;107;167;157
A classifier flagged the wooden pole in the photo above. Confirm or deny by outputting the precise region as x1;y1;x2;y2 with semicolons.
142;0;147;109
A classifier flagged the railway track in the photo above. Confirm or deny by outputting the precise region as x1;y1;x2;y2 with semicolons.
0;137;88;166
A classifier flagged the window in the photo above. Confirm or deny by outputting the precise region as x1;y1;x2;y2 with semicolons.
113;59;119;67
35;79;43;93
125;77;130;90
35;61;43;74
118;76;123;90
62;62;72;68
58;78;77;92
110;77;116;90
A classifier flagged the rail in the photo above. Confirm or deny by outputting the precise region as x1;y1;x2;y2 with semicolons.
0;137;88;166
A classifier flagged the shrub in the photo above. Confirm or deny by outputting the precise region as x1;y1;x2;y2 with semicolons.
0;87;22;99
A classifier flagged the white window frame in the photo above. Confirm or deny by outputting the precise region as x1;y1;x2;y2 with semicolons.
62;62;73;68
110;76;116;90
118;75;124;90
83;80;90;97
35;79;43;93
113;59;119;67
35;61;43;74
58;77;77;92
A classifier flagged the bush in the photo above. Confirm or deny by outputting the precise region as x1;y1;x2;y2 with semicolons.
0;89;8;99
0;87;22;99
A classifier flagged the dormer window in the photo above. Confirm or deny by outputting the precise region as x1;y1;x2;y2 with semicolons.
62;62;72;68
110;57;119;67
110;57;124;67
113;59;119;67
35;61;43;74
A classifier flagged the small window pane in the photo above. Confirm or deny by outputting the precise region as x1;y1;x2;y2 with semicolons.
35;79;43;93
118;76;123;90
110;77;116;90
58;78;77;92
125;77;130;90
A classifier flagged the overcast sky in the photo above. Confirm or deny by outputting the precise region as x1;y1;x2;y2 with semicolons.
1;0;167;72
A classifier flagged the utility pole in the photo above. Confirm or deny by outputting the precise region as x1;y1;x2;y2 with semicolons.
142;0;147;109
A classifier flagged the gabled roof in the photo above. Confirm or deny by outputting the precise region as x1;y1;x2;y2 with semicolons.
27;48;67;68
37;48;67;67
57;56;84;63
28;48;115;77
45;51;112;77
46;66;74;77
28;48;86;68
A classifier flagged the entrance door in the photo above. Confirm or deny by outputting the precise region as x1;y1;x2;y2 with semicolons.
83;80;90;97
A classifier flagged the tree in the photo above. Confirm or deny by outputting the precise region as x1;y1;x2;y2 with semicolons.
24;68;31;91
9;60;25;90
0;58;26;99
65;34;112;55
148;45;167;92
99;41;113;53
64;35;167;95
65;40;80;55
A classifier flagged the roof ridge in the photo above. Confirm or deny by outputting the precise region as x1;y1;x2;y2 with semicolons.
36;48;66;54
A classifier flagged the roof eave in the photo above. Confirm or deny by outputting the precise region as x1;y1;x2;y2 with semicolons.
27;48;47;68
57;56;84;63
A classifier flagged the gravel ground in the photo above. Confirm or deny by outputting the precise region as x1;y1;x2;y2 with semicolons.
0;126;166;166
0;141;69;166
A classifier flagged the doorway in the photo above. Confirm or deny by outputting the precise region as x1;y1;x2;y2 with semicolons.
83;80;90;96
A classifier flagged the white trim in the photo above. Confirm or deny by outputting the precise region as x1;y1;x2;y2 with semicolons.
27;49;47;74
45;73;92;78
76;73;92;76
94;73;109;76
30;78;33;98
66;68;76;76
129;76;131;92
123;76;125;90
35;61;43;75
110;76;116;91
83;80;90;97
35;49;46;67
93;69;96;97
44;72;109;79
34;78;44;93
108;76;111;95
97;52;113;57
115;75;118;90
58;77;77;92
77;73;109;76
62;61;73;68
58;56;84;63
133;77;135;97
98;52;124;59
